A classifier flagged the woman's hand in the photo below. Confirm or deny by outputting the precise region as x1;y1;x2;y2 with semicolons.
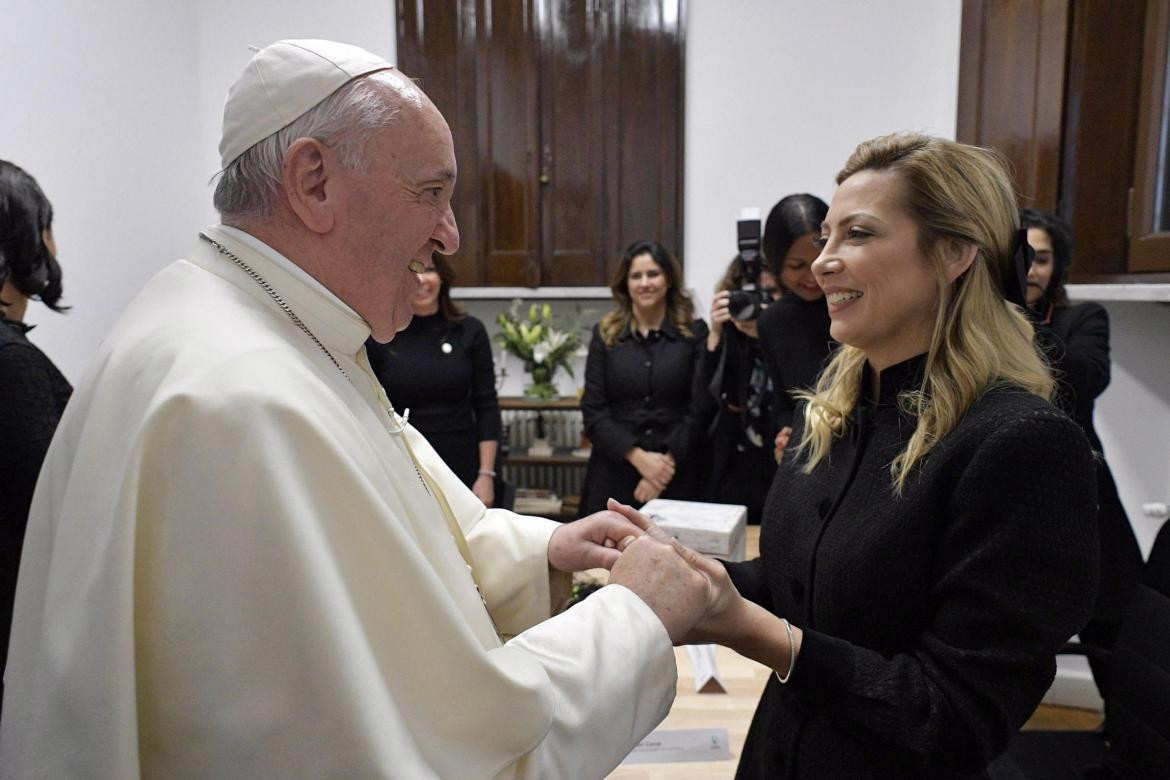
708;290;732;351
774;426;792;463
732;318;760;340
628;448;676;490
633;478;663;505
472;473;495;507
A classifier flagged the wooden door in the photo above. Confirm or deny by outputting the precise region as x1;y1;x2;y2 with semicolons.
397;0;540;287
397;0;685;287
957;0;1156;280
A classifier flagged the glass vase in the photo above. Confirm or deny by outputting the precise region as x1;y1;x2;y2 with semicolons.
524;362;558;400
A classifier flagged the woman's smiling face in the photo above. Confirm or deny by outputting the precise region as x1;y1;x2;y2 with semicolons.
812;169;941;371
778;232;824;301
626;252;669;311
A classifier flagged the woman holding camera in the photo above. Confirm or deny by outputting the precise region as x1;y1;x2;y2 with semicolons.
699;258;782;522
652;134;1098;778
754;194;833;460
1021;208;1143;702
578;240;707;515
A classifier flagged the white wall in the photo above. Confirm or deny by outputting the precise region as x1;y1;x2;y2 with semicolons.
1095;301;1170;555
684;0;963;312
2;0;395;384
1;0;205;382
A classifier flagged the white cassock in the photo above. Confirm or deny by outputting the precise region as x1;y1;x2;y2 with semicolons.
0;225;676;779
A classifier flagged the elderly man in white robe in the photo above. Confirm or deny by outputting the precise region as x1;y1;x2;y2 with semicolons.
0;40;727;778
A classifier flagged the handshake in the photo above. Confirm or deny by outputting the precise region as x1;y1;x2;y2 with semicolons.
548;498;747;647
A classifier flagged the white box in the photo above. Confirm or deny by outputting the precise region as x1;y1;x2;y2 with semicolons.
638;499;747;562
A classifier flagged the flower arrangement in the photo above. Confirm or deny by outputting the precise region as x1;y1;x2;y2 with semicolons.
496;300;585;399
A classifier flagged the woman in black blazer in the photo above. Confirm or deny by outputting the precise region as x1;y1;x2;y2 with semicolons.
1021;207;1144;701
578;240;707;515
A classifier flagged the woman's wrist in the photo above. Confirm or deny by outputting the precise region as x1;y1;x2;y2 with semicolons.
730;600;802;679
476;468;496;478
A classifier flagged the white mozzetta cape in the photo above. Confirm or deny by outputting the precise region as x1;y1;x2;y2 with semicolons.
0;226;676;779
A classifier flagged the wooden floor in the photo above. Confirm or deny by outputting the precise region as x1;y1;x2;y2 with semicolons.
606;526;1102;779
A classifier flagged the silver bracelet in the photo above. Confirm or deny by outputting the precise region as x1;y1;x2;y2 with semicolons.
774;618;796;684
477;468;497;478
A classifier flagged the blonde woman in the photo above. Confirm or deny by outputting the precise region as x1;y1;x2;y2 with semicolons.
624;134;1100;778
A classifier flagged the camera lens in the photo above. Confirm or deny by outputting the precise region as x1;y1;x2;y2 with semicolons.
728;289;763;321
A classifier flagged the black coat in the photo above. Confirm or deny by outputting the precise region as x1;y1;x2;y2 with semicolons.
366;313;501;487
1038;301;1143;620
578;318;708;514
756;294;834;430
1;317;71;713
696;327;775;523
726;356;1099;779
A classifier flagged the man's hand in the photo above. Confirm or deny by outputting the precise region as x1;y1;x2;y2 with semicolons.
774;426;792;463
606;499;750;647
609;535;711;644
547;509;647;572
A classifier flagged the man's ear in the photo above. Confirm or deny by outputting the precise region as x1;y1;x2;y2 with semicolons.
281;138;338;235
943;239;978;283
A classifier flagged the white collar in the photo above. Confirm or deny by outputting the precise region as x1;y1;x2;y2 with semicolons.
216;224;361;320
196;224;371;357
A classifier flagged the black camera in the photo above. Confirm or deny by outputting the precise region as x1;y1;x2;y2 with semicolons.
727;217;767;321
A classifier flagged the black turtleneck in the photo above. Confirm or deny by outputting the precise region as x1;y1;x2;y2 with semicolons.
726;354;1099;779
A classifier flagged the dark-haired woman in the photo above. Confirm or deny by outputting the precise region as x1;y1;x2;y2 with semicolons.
1022;207;1143;702
0;160;72;714
578;240;708;515
366;254;502;507
754;194;834;460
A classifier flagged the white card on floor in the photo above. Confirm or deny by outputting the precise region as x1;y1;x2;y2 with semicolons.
686;643;726;693
621;728;731;764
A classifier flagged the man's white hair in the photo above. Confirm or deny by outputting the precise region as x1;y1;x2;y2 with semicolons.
213;71;412;220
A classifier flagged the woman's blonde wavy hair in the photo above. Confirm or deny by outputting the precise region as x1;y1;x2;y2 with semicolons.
794;133;1054;493
599;240;695;346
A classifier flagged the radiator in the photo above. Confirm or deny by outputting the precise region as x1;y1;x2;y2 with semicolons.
500;409;586;499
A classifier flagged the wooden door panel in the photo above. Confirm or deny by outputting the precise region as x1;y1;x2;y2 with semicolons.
1062;0;1146;279
605;0;684;280
398;0;486;284
539;0;606;285
482;0;541;286
1129;0;1170;273
398;0;684;287
956;0;1067;210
